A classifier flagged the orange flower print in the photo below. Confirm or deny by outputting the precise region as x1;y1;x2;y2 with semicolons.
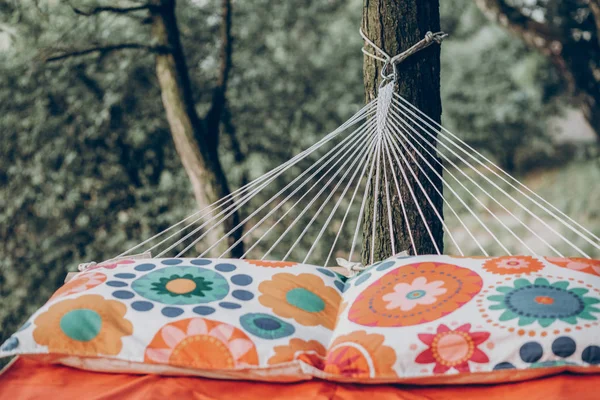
349;262;482;327
483;256;544;275
33;294;133;356
325;331;397;378
259;273;341;329
415;323;490;374
50;272;107;301
545;257;600;277
245;260;298;268
145;318;258;369
268;338;327;369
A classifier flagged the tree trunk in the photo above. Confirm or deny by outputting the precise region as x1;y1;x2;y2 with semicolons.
361;0;444;264
150;0;243;257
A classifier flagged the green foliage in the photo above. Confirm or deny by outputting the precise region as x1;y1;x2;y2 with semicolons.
440;0;563;173
0;0;365;347
443;159;600;256
0;2;196;351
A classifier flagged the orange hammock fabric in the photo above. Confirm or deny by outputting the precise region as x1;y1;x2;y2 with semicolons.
2;357;599;400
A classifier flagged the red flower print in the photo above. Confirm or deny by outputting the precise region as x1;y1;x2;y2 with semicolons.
87;259;135;271
415;324;490;374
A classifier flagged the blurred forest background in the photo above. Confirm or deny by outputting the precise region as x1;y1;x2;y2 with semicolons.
1;0;599;347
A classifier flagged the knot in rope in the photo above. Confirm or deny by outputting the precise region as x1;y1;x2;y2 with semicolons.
360;29;448;83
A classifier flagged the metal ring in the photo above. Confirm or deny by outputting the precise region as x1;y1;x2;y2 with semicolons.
380;59;395;81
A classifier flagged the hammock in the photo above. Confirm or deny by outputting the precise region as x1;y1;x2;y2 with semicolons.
2;30;600;400
108;31;599;266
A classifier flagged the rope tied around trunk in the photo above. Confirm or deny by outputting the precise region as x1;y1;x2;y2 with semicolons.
360;29;448;84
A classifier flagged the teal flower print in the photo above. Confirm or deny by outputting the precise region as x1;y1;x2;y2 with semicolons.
487;277;600;328
132;266;229;305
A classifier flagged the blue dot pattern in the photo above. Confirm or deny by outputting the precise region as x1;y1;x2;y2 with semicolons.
376;261;396;271
193;306;216;316
493;362;515;370
134;263;156;272
552;336;576;358
354;272;372;286
131;301;154;312
317;268;335;277
162;259;183;265
215;263;237;272
191;259;212;266
0;337;19;352
112;290;135;299
519;342;543;363
582;345;600;365
231;274;253;286
114;273;136;279
232;290;254;301
162;307;184;317
17;322;31;332
219;302;241;309
106;281;128;288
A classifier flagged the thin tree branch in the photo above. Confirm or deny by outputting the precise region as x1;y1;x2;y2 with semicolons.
44;43;169;62
205;0;233;143
474;0;574;90
71;4;153;16
474;0;563;49
589;0;600;46
74;64;104;101
222;102;246;163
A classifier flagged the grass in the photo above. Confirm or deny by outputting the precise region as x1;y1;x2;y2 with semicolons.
443;159;600;258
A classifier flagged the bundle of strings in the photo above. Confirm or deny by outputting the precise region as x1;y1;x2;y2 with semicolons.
112;30;600;267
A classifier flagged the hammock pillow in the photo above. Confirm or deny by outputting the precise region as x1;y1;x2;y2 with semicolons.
1;255;600;384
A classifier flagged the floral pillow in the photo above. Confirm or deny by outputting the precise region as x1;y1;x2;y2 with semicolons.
1;255;600;384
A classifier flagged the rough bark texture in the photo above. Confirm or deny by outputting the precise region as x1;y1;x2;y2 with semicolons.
150;0;243;256
474;0;600;142
361;0;444;264
590;0;600;46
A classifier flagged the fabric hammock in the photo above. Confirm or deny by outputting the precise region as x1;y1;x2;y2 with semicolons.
2;30;600;400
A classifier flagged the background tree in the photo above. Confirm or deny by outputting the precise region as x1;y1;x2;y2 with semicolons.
474;0;600;142
0;0;365;352
49;0;244;256
361;0;445;262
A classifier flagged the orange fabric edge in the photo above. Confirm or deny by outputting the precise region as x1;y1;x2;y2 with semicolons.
2;356;600;400
18;353;600;385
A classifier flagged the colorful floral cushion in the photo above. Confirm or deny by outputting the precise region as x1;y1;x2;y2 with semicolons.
1;255;600;384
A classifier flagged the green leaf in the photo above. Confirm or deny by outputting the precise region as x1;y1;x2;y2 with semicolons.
569;288;589;296
499;310;517;321
550;281;570;290
517;316;536;326
533;277;550;287
514;279;532;289
537;318;556;328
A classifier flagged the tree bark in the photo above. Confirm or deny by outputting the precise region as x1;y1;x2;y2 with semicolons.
150;0;243;257
361;0;444;264
474;0;600;142
590;0;600;47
